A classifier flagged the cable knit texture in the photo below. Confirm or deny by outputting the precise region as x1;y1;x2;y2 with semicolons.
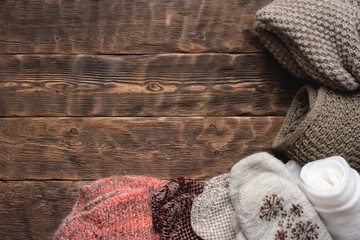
255;0;360;91
53;176;168;240
151;177;203;240
273;85;360;171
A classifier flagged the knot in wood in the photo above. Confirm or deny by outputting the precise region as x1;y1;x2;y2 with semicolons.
70;128;78;134
146;82;163;92
256;84;272;93
209;123;217;129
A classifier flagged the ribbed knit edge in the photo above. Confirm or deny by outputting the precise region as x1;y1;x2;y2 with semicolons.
272;85;327;153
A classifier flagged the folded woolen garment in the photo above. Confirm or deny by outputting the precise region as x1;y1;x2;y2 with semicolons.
151;177;204;240
229;152;332;240
53;176;168;240
273;85;360;171
255;0;360;91
191;174;244;240
287;157;360;240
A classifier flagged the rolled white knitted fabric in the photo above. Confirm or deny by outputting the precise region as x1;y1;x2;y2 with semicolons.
293;156;360;240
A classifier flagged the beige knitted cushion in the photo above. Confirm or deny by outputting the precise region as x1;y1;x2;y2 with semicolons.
255;0;360;91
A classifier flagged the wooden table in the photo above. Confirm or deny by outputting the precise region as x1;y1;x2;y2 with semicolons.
0;0;303;239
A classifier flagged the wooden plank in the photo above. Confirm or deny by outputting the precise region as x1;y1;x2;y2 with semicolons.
0;181;87;240
3;180;220;240
0;116;284;180
0;0;270;54
0;54;301;117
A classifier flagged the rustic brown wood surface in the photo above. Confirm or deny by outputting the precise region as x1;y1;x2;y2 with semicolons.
0;181;89;240
0;54;300;117
0;117;284;181
0;0;271;54
0;0;303;239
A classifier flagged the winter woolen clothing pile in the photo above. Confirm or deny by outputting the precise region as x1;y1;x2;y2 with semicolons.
273;85;360;171
255;0;360;91
52;0;360;238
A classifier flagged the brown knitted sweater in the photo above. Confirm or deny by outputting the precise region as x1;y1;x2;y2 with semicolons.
273;85;360;171
255;0;360;91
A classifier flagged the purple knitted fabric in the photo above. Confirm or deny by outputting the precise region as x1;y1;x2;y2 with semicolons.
152;177;204;239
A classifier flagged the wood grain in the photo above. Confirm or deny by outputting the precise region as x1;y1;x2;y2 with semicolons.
0;0;299;239
0;0;271;54
0;116;284;180
0;54;302;117
0;181;88;240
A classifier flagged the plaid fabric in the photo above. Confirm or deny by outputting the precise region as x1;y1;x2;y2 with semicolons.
151;177;203;239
